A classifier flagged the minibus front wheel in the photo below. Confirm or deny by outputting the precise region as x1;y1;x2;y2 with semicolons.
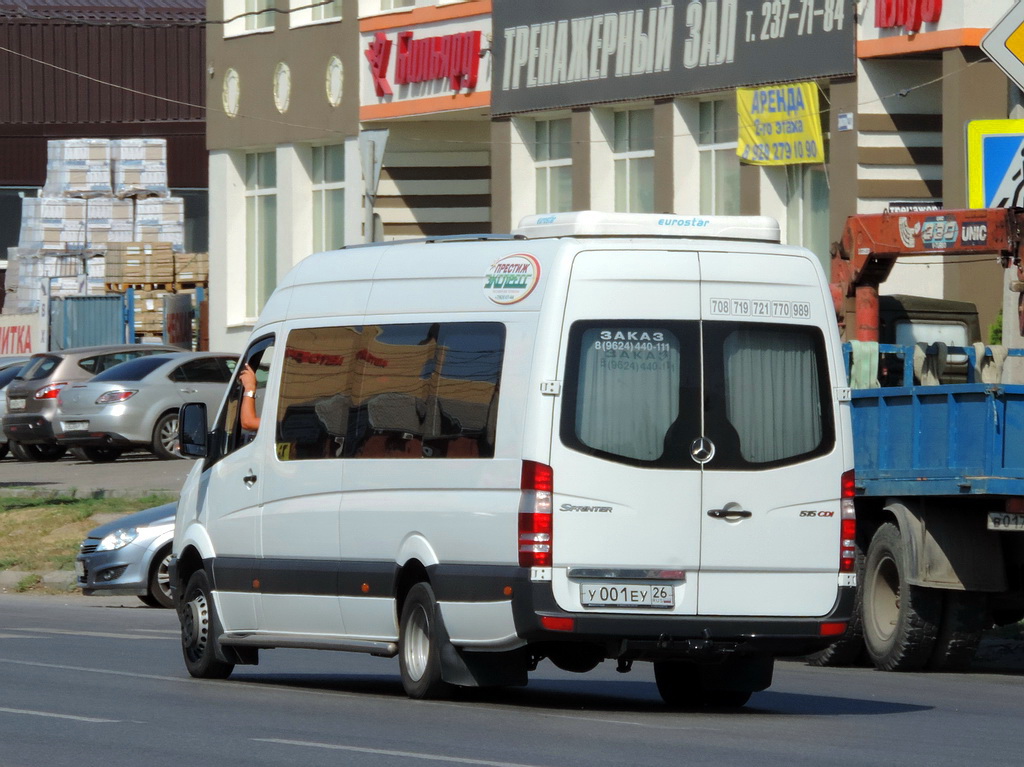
180;569;234;680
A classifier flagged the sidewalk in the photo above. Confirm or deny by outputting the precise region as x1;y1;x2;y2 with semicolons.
0;450;194;498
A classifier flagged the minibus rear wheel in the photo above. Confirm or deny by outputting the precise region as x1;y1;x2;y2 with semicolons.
399;582;454;699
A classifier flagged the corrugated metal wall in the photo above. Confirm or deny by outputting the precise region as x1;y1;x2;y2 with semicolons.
0;6;206;186
0;21;204;124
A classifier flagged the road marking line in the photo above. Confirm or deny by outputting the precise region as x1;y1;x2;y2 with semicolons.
0;707;121;723
6;628;167;640
0;658;184;683
253;738;557;767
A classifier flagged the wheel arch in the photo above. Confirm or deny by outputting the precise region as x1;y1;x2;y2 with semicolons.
869;498;1006;592
174;542;206;595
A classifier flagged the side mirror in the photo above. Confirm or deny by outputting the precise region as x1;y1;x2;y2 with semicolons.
179;402;208;458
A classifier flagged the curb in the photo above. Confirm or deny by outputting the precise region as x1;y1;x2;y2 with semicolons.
0;570;77;590
0;487;181;500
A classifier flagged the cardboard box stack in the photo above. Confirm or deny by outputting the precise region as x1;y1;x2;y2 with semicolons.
104;242;208;338
113;138;171;199
5;138;196;315
41;138;113;198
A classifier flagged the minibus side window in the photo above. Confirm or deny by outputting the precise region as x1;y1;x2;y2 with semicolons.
275;326;362;460
211;336;275;463
274;322;505;461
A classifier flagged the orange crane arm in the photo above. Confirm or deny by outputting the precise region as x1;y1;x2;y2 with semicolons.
829;208;1024;341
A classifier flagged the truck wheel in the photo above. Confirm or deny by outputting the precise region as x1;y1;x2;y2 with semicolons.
179;569;234;679
398;582;454;700
807;543;867;667
928;591;990;672
863;522;942;671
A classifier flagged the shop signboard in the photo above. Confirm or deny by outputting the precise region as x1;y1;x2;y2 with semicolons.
736;82;823;165
360;13;492;118
493;0;855;115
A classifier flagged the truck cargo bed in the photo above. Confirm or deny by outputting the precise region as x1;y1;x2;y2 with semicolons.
851;383;1024;496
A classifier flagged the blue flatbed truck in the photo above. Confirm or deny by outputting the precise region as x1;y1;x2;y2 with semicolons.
820;209;1024;671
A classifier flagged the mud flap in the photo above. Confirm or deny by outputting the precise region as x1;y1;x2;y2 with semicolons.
435;605;528;688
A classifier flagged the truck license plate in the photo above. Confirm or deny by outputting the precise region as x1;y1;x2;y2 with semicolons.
988;512;1024;531
8;398;25;410
579;583;674;609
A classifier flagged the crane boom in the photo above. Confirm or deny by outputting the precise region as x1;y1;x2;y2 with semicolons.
829;208;1024;341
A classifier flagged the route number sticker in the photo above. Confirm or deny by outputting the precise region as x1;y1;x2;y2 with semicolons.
708;298;811;319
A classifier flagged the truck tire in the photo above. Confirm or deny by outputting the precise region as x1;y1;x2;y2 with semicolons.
807;543;867;667
863;522;942;671
928;591;990;672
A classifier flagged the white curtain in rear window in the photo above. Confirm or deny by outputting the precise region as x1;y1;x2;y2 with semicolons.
723;328;822;463
576;328;680;461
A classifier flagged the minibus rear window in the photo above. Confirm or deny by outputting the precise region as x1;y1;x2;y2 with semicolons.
562;320;833;470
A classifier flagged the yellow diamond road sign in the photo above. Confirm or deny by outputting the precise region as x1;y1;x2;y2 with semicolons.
983;3;1024;91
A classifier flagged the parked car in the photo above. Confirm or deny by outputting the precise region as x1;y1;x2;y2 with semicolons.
55;351;237;462
76;503;176;608
0;363;29;459
0;355;32;372
3;343;181;462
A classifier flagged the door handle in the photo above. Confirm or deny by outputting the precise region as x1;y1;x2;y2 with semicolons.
707;508;752;519
243;472;257;487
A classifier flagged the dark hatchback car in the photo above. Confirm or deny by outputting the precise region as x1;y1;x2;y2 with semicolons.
3;344;180;461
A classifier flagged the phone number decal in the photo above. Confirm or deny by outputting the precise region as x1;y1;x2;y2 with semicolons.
708;298;811;319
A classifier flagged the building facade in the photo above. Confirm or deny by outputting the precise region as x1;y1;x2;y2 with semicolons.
206;0;1023;350
205;0;362;351
206;0;491;351
489;0;855;275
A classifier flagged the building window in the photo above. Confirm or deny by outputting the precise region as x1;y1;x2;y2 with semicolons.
698;100;739;215
312;144;346;252
380;0;415;11
535;118;572;214
245;0;274;31
245;152;277;318
786;165;829;264
312;0;342;21
289;0;341;26
613;109;654;213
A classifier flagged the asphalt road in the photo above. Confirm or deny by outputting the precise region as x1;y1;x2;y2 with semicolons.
1;594;1023;767
0;450;194;497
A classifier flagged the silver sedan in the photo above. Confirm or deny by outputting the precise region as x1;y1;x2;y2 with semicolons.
54;352;237;462
76;502;176;607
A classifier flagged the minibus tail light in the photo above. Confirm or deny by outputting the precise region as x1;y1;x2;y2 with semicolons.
519;461;553;567
840;469;857;573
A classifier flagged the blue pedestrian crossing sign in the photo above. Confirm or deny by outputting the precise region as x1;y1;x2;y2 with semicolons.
967;119;1024;208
